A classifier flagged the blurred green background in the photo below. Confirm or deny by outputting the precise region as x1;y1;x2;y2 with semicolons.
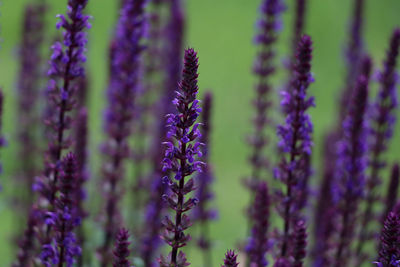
1;0;400;266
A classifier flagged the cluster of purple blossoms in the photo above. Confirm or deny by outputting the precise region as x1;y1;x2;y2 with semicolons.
112;228;132;267
376;212;400;266
41;153;81;267
275;34;314;259
246;181;270;267
159;48;203;267
222;250;239;267
99;0;147;263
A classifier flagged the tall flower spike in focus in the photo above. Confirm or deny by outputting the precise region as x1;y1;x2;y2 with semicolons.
191;92;217;266
356;28;400;263
99;0;147;264
158;48;203;267
222;250;239;267
246;181;270;267
41;153;81;267
275;35;314;258
333;74;369;267
113;228;132;267
376;212;400;266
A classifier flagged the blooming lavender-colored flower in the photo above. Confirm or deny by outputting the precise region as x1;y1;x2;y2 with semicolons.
246;181;270;267
13;209;40;267
275;35;314;258
383;164;400;222
113;228;132;267
192;92;217;265
333;74;369;267
16;3;46;207
377;212;400;266
293;220;307;267
158;48;203;267
41;153;81;267
356;30;400;261
222;250;239;267
339;0;366;121
99;0;147;263
247;0;285;185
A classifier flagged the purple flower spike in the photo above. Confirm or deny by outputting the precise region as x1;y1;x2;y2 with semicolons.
356;28;400;262
99;0;147;263
293;220;307;267
222;250;239;267
275;35;314;258
16;3;46;206
38;0;89;208
159;48;203;267
377;212;400;266
339;0;366;121
246;181;270;267
247;0;285;185
113;228;132;267
333;74;369;267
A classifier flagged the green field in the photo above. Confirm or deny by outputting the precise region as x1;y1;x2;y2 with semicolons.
1;0;400;266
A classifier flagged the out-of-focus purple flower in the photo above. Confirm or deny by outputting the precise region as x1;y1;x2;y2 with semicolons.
99;0;147;264
192;92;217;263
246;181;270;267
273;258;291;267
222;250;239;267
333;74;369;267
312;133;338;267
139;2;185;265
293;220;307;267
339;0;366;121
16;3;46;206
290;0;307;60
158;48;203;267
13;209;40;267
113;228;132;267
383;164;400;222
41;153;81;267
74;107;88;265
377;212;400;266
275;35;314;258
247;0;285;185
356;28;400;262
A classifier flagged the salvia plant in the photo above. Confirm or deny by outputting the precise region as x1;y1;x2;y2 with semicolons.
1;0;400;267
